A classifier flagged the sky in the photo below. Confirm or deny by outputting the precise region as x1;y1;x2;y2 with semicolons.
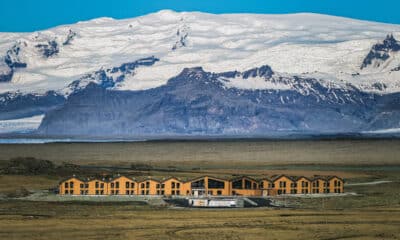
1;0;400;32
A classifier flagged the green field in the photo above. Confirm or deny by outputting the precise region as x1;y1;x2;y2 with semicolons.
0;140;399;239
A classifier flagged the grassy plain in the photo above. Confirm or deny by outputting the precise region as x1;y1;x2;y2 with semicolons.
0;140;399;239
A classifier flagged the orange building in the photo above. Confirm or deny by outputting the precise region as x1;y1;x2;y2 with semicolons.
87;178;107;195
161;177;185;196
137;178;161;195
312;177;328;194
230;176;261;196
295;176;311;194
108;176;136;195
259;178;276;196
59;177;85;195
272;175;296;195
327;176;344;193
189;176;230;196
58;174;344;197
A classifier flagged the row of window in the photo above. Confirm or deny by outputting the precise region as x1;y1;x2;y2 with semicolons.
269;180;342;189
277;188;342;195
64;179;342;192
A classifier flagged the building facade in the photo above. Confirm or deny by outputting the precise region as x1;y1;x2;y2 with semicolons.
59;175;344;197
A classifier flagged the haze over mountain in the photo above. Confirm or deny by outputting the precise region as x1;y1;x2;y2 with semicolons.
1;10;400;139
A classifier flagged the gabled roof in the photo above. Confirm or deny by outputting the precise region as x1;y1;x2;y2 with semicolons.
58;176;87;184
230;175;259;183
185;175;229;183
160;176;184;183
108;175;135;182
292;176;312;182
271;174;295;182
135;176;162;183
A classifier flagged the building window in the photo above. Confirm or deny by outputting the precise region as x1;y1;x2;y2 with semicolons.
172;190;175;195
146;182;150;188
176;183;180;188
100;183;104;188
277;190;282;195
291;189;297;194
131;183;135;188
111;190;114;195
70;182;74;188
253;182;257;189
116;182;119;188
161;190;165;195
145;190;149;195
115;190;119;194
111;183;115;188
70;190;74;194
217;190;222;195
65;190;68;194
208;179;225;189
244;179;252;189
279;181;286;188
157;190;161;195
100;190;104;195
130;191;134;195
141;190;145;195
156;184;160;189
161;184;165;189
171;182;176;188
260;182;264;188
126;182;130;188
291;183;297;188
191;179;205;188
141;183;145;188
85;183;89;188
65;182;68;188
80;183;84;188
232;180;242;189
95;182;99;188
96;190;99;195
176;190;180;195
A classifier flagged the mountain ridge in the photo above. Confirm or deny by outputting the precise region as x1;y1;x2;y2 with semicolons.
0;11;399;138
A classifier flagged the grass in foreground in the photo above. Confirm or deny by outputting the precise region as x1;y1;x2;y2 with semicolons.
0;200;399;240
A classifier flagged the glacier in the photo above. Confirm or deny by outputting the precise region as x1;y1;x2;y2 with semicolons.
0;10;399;139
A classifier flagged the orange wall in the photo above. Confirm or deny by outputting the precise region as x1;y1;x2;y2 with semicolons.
137;179;161;195
312;179;326;194
296;178;311;194
109;176;136;195
328;177;344;193
162;178;184;196
273;176;294;194
87;180;107;195
59;178;84;195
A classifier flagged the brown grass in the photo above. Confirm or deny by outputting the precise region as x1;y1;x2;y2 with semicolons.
0;201;399;240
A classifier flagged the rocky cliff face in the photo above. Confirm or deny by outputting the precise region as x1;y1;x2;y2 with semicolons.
361;34;400;69
38;65;398;138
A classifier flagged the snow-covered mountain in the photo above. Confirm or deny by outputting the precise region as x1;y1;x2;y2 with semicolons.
1;10;400;138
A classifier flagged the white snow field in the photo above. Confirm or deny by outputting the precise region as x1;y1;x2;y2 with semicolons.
0;115;44;133
1;10;400;94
